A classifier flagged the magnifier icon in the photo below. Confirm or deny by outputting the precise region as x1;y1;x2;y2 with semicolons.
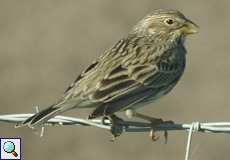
3;141;18;157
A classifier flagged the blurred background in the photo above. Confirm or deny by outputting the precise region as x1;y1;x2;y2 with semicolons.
0;1;229;160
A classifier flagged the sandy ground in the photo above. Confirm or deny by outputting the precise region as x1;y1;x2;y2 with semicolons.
0;1;229;160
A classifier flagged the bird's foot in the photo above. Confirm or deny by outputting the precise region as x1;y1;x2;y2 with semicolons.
125;110;173;143
106;114;124;142
148;118;174;144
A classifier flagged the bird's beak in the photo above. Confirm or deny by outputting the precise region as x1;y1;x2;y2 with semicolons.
179;20;199;34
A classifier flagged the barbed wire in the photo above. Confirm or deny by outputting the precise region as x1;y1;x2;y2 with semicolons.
0;112;230;160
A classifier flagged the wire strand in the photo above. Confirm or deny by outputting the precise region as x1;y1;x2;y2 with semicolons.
1;113;230;160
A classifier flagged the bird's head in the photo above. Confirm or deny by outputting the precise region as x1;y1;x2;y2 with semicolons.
132;9;199;43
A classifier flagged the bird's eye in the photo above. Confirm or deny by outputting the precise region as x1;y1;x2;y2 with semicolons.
165;18;174;25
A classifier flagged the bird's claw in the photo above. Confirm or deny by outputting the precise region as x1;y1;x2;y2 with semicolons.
150;127;160;141
107;114;124;142
149;119;173;144
110;127;123;142
164;130;168;144
110;132;121;142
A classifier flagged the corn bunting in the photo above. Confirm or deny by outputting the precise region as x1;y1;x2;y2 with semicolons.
16;9;198;140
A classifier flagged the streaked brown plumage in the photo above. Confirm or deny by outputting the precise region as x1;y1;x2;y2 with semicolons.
16;9;198;132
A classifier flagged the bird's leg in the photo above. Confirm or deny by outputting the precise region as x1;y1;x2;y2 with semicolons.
104;114;124;142
126;109;173;143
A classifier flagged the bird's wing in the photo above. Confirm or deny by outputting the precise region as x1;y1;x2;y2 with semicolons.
88;46;186;118
55;36;185;118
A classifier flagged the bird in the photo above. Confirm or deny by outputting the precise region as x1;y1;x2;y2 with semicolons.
16;9;198;140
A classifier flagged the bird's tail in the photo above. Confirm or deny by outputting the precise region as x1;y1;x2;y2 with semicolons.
15;104;71;129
